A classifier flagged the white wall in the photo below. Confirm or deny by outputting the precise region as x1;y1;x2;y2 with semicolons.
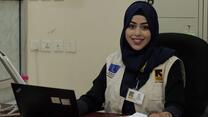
26;0;135;97
26;0;207;98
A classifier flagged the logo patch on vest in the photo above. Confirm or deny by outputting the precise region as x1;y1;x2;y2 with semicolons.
107;64;120;78
154;69;163;83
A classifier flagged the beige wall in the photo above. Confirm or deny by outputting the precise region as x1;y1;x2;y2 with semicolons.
26;0;134;97
26;0;207;98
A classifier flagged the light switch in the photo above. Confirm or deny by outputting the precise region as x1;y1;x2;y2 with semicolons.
30;40;40;51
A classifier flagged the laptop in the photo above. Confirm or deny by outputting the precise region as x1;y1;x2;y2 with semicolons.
11;83;79;117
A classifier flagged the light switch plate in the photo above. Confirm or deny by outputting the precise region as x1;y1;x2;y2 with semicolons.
30;40;40;51
53;40;64;52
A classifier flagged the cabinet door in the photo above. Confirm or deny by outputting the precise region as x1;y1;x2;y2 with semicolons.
203;0;208;40
159;18;198;36
147;0;200;37
153;0;198;17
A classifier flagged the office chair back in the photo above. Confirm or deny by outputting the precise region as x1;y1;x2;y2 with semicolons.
158;33;208;117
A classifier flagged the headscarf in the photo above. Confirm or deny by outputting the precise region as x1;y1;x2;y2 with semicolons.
120;1;174;73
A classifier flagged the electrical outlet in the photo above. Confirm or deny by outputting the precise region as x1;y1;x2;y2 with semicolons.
53;40;64;52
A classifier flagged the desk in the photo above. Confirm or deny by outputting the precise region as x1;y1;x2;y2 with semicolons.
83;112;122;117
1;103;122;117
0;113;20;117
0;103;20;117
0;112;121;117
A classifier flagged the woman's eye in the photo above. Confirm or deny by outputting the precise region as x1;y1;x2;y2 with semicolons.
128;23;149;31
140;25;149;30
128;24;136;29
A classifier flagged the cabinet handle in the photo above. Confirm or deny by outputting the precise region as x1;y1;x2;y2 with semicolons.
148;0;154;5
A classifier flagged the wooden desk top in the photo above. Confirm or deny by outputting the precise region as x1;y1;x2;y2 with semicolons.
0;112;121;117
1;103;122;117
0;103;20;117
83;112;122;117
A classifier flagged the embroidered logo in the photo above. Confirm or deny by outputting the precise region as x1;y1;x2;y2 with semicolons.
154;69;163;83
107;64;120;78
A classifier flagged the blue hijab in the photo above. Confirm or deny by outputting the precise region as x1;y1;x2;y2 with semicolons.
120;1;174;73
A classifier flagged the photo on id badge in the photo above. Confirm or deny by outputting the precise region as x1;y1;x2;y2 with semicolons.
128;90;135;99
126;88;144;105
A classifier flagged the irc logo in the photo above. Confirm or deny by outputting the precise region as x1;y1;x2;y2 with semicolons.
154;69;163;83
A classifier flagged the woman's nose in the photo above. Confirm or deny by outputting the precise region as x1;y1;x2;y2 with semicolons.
134;28;142;35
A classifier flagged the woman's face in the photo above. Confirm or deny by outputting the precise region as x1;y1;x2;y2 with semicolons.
125;15;151;51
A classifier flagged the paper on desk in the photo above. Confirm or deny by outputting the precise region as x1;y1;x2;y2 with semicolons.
126;112;147;117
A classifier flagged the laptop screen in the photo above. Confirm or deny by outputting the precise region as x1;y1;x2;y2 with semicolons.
11;83;79;117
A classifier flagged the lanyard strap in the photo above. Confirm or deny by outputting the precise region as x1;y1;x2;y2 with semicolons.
134;62;147;90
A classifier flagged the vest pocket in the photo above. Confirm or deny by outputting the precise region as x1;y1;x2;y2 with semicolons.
145;83;164;113
146;100;164;113
149;83;163;100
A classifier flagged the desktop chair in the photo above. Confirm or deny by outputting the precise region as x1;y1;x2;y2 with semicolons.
201;105;208;117
158;33;208;117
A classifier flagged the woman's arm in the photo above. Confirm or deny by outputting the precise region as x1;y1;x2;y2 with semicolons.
164;60;185;117
77;64;107;115
149;60;185;117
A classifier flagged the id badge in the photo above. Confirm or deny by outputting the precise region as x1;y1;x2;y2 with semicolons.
126;88;144;105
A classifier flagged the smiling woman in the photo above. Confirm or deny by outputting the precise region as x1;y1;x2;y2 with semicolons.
125;15;151;51
77;1;185;117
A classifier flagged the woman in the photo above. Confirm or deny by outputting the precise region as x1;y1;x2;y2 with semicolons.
77;1;185;117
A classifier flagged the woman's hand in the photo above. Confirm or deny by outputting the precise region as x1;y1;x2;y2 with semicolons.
149;112;172;117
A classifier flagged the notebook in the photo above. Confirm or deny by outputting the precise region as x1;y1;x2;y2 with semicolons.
11;83;79;117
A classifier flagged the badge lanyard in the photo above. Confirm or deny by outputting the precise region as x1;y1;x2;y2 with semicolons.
125;63;147;105
135;77;140;90
134;62;147;90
